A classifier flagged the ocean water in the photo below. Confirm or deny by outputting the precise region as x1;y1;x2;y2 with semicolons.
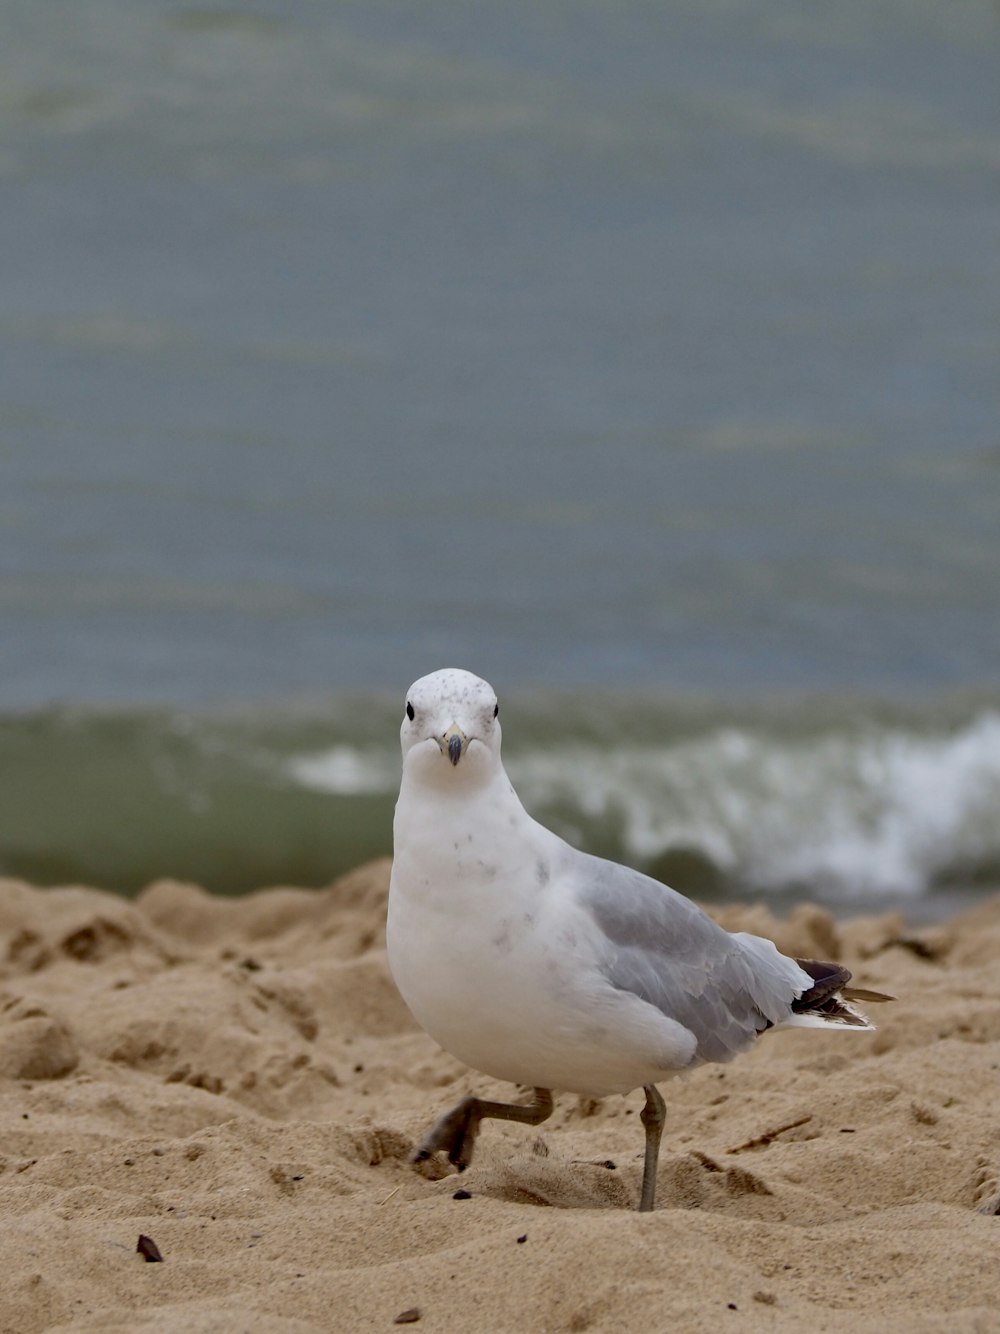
2;1;998;914
5;693;1000;920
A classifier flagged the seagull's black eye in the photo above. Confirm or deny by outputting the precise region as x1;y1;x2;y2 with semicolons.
406;701;415;721
493;703;499;718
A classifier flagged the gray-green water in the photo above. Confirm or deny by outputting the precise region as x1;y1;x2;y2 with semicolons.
4;692;999;919
2;2;998;912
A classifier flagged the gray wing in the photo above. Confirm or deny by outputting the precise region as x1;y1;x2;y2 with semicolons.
572;851;807;1064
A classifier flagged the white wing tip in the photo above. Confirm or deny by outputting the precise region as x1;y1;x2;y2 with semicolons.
779;1006;875;1032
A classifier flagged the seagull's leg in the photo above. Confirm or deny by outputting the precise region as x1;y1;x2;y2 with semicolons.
412;1087;554;1172
638;1084;666;1212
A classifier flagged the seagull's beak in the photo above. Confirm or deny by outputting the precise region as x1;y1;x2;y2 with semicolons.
440;723;467;766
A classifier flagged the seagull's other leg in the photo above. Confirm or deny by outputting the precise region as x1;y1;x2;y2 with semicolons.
638;1084;666;1212
412;1087;554;1172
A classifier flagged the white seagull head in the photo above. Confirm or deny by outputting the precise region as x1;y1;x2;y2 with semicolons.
400;668;502;787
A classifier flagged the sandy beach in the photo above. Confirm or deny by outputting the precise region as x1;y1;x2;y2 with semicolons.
0;863;997;1333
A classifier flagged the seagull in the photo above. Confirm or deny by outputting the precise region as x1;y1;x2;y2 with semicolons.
386;668;891;1211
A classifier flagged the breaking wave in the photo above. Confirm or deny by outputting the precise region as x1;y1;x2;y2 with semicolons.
290;709;1000;904
3;696;999;910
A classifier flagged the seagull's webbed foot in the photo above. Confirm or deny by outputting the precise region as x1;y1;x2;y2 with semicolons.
411;1096;481;1170
411;1087;554;1173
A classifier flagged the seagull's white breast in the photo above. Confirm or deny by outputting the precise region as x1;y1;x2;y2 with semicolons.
387;767;698;1095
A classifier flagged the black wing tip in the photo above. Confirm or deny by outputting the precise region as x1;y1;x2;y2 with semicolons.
791;958;895;1025
792;958;853;1012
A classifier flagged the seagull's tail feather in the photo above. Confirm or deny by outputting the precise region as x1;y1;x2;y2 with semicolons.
781;958;895;1031
841;985;896;1004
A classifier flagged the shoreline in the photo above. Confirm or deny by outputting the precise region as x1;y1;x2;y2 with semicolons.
1;864;997;1331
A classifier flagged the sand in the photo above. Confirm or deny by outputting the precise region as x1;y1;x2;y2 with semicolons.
0;862;997;1333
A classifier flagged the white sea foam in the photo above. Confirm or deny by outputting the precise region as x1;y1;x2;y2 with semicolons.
286;745;397;797
509;711;1000;899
